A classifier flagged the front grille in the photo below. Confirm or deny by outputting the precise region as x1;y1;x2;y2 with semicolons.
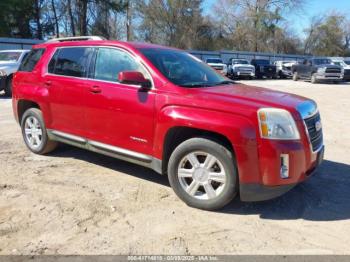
238;67;252;72
325;67;341;73
263;66;275;73
212;66;223;70
304;112;323;151
344;69;350;76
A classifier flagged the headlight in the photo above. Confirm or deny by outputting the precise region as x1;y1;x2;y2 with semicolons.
258;108;300;140
0;70;7;77
317;67;326;73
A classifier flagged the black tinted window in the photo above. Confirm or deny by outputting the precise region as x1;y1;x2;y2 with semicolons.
48;51;59;73
18;48;45;72
52;47;93;77
140;48;225;87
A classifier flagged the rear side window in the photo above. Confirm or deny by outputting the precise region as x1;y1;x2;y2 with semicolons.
18;48;45;72
48;47;93;77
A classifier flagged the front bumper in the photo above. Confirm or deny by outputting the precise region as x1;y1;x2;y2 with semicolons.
233;71;255;77
258;71;276;77
280;70;292;77
315;73;343;81
240;145;324;201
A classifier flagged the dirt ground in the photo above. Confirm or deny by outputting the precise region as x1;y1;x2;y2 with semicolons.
0;79;350;255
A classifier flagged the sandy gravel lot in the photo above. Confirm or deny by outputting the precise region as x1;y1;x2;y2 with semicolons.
0;79;350;255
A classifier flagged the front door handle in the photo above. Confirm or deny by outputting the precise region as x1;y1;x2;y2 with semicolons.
90;86;102;94
44;80;52;87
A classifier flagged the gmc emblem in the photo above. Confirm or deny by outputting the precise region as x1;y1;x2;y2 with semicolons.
315;121;322;132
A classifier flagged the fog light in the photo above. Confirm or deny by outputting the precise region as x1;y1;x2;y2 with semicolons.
280;154;289;179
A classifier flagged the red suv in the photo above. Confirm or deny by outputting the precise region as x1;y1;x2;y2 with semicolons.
12;36;324;210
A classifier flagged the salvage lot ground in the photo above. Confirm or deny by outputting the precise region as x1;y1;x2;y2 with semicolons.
0;79;350;255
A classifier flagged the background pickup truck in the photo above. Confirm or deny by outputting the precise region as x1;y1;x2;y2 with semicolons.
227;58;255;79
251;59;277;79
204;58;228;76
292;58;343;84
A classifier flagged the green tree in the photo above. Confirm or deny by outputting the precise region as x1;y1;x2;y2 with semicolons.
136;0;205;49
304;14;348;56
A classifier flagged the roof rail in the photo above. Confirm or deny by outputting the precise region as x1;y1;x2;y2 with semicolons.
46;36;105;43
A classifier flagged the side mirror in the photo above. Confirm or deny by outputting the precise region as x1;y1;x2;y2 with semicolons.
118;71;151;90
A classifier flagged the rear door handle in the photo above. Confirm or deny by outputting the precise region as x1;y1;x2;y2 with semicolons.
44;80;52;86
90;86;102;94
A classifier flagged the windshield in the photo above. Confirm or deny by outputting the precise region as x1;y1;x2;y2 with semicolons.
205;58;223;64
253;59;270;65
139;48;227;87
344;61;350;65
0;52;22;62
313;59;331;65
232;60;249;64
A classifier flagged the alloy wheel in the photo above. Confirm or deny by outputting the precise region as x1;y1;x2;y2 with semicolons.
24;116;43;149
177;151;227;200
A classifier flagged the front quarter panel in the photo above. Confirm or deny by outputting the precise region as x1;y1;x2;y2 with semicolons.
154;103;261;184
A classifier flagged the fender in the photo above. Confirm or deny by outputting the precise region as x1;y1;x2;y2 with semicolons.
153;105;262;184
13;71;51;126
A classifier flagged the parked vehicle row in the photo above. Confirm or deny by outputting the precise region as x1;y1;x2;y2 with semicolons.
12;36;324;210
204;56;349;84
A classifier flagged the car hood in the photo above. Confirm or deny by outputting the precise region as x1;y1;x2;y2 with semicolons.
0;61;17;67
186;83;309;119
232;64;254;68
316;64;341;69
282;62;296;67
208;63;226;67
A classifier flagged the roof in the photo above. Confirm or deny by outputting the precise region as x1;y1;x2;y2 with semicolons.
34;40;177;51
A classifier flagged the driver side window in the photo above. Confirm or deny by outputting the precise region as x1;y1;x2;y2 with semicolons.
94;48;148;83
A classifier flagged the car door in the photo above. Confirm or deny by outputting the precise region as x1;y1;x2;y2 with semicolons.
305;60;313;77
299;59;308;77
84;47;156;156
43;46;94;138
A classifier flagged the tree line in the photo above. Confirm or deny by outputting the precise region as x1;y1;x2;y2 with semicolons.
0;0;349;56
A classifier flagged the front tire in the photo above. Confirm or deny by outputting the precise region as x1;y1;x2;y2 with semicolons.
311;73;317;84
167;138;238;210
292;71;298;81
21;108;58;154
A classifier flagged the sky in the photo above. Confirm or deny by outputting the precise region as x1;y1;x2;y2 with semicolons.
203;0;350;38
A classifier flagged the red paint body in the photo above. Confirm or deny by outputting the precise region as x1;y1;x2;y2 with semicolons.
12;40;322;199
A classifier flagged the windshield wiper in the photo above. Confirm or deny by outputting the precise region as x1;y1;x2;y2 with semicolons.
180;83;214;88
213;80;235;86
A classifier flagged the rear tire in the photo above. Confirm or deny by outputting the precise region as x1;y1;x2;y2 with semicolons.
21;108;58;155
167;137;238;210
4;76;12;97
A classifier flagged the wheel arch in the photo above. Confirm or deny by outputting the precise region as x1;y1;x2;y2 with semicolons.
161;126;236;175
17;99;41;124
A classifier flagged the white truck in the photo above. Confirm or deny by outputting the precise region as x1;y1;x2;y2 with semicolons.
227;58;255;79
204;58;228;76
